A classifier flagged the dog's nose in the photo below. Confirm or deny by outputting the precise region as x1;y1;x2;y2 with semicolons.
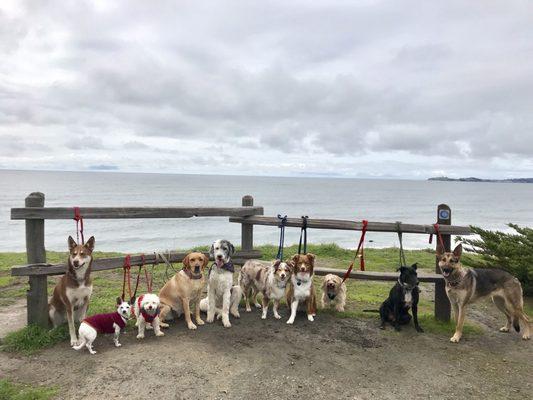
148;305;153;310
280;274;285;278
73;260;79;267
217;255;223;259
194;266;200;273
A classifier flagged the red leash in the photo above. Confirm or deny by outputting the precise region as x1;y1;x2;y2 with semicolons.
122;255;132;301
133;254;153;297
429;223;446;250
342;220;368;283
73;207;84;244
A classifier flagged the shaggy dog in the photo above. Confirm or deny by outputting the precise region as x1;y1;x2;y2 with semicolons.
159;252;209;330
321;274;346;312
199;240;241;328
239;259;292;319
49;236;95;346
134;293;164;339
286;253;317;324
438;243;530;342
73;297;132;354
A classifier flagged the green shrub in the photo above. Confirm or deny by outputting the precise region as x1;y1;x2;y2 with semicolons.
459;224;533;295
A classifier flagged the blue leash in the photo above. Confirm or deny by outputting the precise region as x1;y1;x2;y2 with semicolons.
276;214;288;260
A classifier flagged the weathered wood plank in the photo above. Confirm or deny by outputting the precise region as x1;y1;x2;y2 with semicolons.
11;206;264;220
230;216;472;235
11;250;263;276
314;267;443;283
241;196;254;252
435;204;452;321
24;192;49;328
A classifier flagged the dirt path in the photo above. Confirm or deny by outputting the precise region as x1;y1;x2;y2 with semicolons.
0;298;26;339
1;303;531;400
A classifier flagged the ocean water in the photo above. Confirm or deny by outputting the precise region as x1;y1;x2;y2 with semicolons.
0;170;532;253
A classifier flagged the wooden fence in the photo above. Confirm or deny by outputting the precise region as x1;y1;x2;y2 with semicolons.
11;193;472;327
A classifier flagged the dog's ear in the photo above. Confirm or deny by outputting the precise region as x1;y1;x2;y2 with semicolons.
306;253;316;266
291;254;299;264
411;262;418;270
453;243;462;259
228;242;235;256
436;243;444;257
182;254;190;269
286;260;295;272
116;296;122;305
85;236;95;252
272;259;281;270
202;253;209;268
68;236;77;251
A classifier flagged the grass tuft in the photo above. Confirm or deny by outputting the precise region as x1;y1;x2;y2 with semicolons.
1;325;69;355
0;379;57;400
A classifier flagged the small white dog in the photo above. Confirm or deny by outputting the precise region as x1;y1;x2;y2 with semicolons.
134;293;164;339
199;239;241;328
321;274;347;312
72;297;131;355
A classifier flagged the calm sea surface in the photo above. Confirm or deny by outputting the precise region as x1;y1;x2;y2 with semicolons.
1;170;532;253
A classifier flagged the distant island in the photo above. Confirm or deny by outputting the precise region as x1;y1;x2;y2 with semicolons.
428;176;533;183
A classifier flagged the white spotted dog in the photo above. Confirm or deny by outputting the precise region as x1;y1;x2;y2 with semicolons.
239;259;292;319
199;239;241;328
286;253;317;324
73;297;132;355
321;274;347;312
134;293;164;339
49;236;95;346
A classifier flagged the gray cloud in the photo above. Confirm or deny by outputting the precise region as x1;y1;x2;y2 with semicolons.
0;1;532;178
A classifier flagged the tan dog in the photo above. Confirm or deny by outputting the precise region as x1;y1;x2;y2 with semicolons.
159;252;209;330
49;236;95;346
321;274;346;312
437;243;530;343
286;253;317;324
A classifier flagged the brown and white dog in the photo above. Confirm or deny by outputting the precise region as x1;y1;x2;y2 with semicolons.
49;236;95;346
239;259;292;319
159;252;209;330
437;243;530;342
321;274;346;312
286;253;317;324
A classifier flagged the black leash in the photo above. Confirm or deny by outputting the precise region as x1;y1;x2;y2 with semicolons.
298;215;308;254
396;221;407;266
276;214;288;260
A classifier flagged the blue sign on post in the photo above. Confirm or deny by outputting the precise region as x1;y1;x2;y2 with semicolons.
439;209;450;220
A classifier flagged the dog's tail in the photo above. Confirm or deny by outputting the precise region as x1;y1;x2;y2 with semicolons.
72;339;86;351
363;309;380;313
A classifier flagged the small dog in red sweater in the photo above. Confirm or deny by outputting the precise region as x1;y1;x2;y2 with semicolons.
73;297;132;355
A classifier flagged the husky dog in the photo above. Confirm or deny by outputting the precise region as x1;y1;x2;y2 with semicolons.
437;243;530;343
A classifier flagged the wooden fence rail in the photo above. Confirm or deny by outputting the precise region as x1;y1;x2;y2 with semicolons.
11;193;468;327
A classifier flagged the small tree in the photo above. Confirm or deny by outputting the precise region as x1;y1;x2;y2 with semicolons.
459;224;533;295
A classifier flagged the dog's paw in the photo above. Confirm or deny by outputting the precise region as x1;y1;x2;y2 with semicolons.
335;307;345;313
159;322;170;329
231;311;240;319
223;321;232;328
145;324;153;330
522;334;530;340
156;331;165;337
254;303;261;309
136;334;145;340
196;319;205;326
379;325;386;330
274;313;281;320
89;350;97;355
286;319;294;325
188;323;197;330
450;334;461;343
206;316;215;323
245;307;252;313
261;314;267;320
115;342;122;347
307;315;314;322
499;326;510;333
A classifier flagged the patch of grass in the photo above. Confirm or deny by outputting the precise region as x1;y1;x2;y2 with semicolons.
1;325;69;355
0;379;57;400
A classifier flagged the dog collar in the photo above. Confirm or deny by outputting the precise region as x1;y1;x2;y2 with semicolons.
209;261;234;276
182;268;203;280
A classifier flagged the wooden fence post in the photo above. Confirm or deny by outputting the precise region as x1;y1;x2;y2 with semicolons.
25;192;49;328
241;195;254;252
434;204;451;321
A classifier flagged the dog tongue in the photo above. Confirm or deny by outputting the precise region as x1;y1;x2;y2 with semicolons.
216;259;224;267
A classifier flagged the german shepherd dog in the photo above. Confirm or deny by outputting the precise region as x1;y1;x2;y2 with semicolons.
437;243;530;343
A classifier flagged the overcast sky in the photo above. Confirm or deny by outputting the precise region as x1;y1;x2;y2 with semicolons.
1;1;532;179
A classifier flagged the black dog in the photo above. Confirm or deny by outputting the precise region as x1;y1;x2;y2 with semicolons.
379;263;423;332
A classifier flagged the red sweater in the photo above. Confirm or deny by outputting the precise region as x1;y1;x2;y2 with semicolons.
83;312;126;334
